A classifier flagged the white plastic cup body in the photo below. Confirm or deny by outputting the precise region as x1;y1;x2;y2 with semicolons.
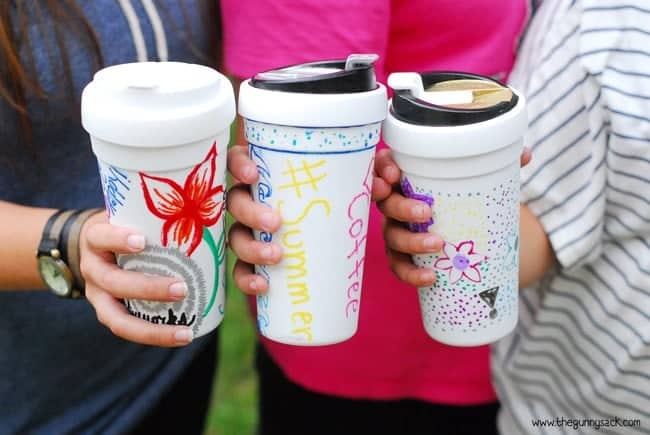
239;80;386;346
82;62;235;338
383;90;527;346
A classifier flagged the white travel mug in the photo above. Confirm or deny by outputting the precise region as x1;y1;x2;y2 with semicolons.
383;72;527;346
238;54;387;345
82;62;235;338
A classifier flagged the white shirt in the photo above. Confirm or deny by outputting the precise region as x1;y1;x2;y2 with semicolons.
494;1;650;433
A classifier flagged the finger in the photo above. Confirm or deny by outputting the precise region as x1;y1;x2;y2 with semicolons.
232;259;269;295
374;148;400;184
228;222;282;265
377;192;432;223
520;147;532;167
82;254;188;301
227;184;281;232
384;221;443;254
228;145;258;184
88;287;194;347
371;176;393;202
85;223;146;254
387;249;437;288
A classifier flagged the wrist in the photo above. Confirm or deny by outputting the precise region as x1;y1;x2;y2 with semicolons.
62;208;104;293
36;208;104;298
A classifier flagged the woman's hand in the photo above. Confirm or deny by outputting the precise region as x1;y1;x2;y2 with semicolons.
226;144;283;295
81;212;195;347
378;148;532;288
374;148;444;287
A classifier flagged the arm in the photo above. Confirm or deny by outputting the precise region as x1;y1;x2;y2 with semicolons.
0;200;56;290
0;199;195;346
519;203;554;288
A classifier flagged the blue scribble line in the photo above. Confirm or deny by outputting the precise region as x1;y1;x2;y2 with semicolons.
104;166;130;217
249;142;374;156
249;144;274;334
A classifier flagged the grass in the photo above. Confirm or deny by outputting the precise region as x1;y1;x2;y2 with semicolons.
203;220;260;435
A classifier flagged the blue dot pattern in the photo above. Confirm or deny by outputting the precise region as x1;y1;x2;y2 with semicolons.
244;120;381;152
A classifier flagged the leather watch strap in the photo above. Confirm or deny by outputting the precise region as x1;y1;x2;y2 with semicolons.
48;210;77;245
39;209;68;253
61;208;103;292
59;210;84;271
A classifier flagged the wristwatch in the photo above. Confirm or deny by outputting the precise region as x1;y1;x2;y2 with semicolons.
36;209;82;299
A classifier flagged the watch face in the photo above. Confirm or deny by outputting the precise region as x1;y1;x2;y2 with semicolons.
37;256;72;297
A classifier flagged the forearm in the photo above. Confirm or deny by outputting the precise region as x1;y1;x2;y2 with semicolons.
0;200;56;290
519;203;555;288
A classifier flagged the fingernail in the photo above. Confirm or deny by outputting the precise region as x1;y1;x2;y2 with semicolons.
242;164;255;180
250;279;258;291
261;244;275;260
175;328;193;343
423;236;439;250
260;211;276;231
383;165;397;180
127;234;145;250
412;204;428;219
421;270;436;284
169;282;188;298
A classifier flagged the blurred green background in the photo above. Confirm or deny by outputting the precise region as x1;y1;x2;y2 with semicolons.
204;118;260;434
204;244;259;435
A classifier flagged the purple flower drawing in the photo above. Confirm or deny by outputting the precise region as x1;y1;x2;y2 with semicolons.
401;177;434;233
434;240;486;284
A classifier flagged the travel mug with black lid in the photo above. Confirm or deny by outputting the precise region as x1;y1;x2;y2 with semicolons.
238;54;387;346
383;71;527;346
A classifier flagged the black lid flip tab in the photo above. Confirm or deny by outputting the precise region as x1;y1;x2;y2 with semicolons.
388;72;518;126
251;54;379;94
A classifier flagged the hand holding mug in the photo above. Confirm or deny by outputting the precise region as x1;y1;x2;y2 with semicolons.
82;213;196;346
226;144;283;295
379;148;532;288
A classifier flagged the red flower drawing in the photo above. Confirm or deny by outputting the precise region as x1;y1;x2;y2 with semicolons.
140;143;224;256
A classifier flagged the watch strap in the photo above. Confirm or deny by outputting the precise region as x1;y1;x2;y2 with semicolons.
48;210;78;249
38;209;67;255
61;208;104;294
59;209;84;272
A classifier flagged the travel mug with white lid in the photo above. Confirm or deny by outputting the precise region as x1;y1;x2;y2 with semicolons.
82;61;235;338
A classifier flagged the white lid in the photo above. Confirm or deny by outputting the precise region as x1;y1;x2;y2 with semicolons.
388;72;475;106
238;80;387;127
81;62;235;147
383;89;527;159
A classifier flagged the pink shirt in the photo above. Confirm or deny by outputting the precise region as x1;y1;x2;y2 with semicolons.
223;0;528;404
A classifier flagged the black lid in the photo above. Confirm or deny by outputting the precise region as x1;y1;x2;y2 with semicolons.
250;55;378;94
390;72;518;126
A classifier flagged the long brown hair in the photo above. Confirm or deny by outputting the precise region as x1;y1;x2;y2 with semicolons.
0;0;221;145
0;1;102;145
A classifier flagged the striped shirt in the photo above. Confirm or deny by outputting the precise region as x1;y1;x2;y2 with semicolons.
493;1;650;434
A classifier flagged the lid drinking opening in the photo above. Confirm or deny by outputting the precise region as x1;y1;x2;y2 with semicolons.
250;54;379;94
388;72;518;126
